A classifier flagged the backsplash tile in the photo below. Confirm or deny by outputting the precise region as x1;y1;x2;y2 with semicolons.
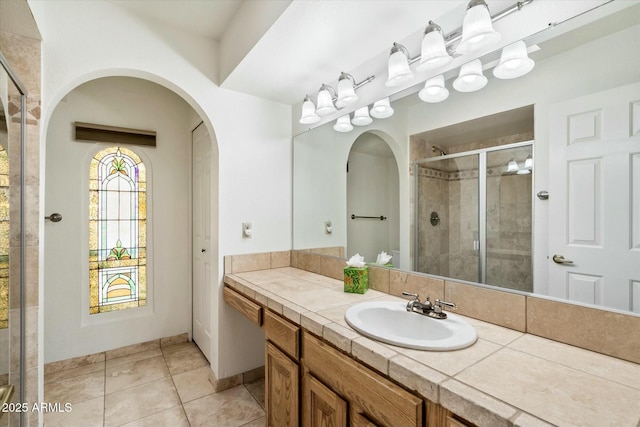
527;296;640;364
389;270;445;301
445;280;526;332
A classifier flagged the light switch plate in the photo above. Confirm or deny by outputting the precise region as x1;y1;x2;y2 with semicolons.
242;222;252;238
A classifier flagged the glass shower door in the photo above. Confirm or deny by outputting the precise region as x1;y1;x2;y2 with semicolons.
485;145;533;291
415;154;480;283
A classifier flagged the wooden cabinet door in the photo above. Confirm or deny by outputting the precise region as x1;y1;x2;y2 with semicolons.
266;342;299;427
302;373;347;427
350;404;379;427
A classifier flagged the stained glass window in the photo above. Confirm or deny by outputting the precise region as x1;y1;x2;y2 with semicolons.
0;146;8;328
89;147;146;314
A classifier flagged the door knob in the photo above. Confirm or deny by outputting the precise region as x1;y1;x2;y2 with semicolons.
552;254;573;265
45;213;63;222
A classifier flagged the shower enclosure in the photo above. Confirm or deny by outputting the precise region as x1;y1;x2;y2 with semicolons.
414;141;533;292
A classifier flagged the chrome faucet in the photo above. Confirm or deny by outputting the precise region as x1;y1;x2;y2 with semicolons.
401;292;457;319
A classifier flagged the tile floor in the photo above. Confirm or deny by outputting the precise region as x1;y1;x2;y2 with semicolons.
43;342;265;427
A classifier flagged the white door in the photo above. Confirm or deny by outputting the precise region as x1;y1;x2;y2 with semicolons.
192;123;213;360
548;82;640;312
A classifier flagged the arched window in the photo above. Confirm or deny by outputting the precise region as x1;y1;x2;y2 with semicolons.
89;147;146;314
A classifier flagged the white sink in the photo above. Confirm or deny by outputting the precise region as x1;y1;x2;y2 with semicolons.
344;301;477;351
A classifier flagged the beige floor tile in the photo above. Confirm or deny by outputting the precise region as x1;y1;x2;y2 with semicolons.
119;406;190;427
105;355;170;394
43;396;104;427
244;378;265;409
172;366;215;403
44;370;105;405
183;385;265;427
105;348;163;370
44;361;105;385
162;343;208;375
104;377;181;427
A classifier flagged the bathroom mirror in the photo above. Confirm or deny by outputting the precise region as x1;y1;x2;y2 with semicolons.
293;1;640;314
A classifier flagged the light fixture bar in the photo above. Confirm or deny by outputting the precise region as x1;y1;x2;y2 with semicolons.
353;75;375;90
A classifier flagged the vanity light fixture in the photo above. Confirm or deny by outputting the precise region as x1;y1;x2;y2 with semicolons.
336;73;359;108
351;106;373;126
370;97;394;119
507;159;519;172
316;84;338;116
453;59;487;92
299;95;321;124
524;154;533;169
334;114;354;132
493;40;535;79
385;42;415;87
419;75;449;103
417;21;453;71
457;0;501;54
517;168;531;175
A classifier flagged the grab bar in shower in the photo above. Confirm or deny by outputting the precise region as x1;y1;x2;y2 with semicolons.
351;214;387;221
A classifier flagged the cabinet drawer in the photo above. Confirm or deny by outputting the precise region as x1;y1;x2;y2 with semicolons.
224;286;263;326
302;332;422;427
264;310;300;360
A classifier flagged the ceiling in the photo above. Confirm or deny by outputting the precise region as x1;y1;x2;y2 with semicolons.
107;0;474;105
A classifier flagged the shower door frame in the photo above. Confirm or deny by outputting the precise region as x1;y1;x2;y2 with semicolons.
413;140;534;285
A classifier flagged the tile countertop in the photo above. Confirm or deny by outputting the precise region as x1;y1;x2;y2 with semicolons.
224;267;640;427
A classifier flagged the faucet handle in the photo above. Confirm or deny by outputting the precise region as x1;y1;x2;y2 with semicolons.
434;299;457;311
401;292;419;301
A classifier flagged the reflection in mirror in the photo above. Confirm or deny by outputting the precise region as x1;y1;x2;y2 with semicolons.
347;133;399;266
414;139;533;292
293;2;640;314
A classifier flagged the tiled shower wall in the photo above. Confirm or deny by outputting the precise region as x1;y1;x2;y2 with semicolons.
0;30;41;427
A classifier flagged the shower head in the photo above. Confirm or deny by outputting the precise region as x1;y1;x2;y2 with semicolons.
431;145;447;156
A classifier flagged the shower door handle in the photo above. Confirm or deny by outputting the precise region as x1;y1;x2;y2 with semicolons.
552;254;573;265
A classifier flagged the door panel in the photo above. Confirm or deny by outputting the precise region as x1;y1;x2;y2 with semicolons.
192;123;212;360
548;82;640;311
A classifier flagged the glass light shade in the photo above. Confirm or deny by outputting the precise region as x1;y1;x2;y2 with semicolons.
453;59;487;92
336;76;358;108
419;75;449;103
417;24;453;71
385;48;414;87
351;106;373;126
524;155;533;169
457;0;501;54
299;97;321;124
316;86;337;116
507;159;519;172
333;115;353;132
493;41;535;79
517;168;531;175
370;98;394;119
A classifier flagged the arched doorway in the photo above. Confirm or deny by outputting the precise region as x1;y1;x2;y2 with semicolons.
43;76;217;363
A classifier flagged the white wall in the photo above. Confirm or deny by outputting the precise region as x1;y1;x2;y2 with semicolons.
32;0;291;377
44;77;193;362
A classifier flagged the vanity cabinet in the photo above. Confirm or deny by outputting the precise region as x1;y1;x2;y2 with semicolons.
302;331;423;427
223;284;474;427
